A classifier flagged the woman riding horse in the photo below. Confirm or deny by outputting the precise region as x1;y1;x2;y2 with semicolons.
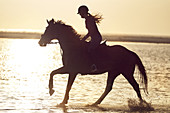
78;5;103;72
39;19;148;106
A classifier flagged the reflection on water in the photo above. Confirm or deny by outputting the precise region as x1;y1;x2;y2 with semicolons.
0;38;170;112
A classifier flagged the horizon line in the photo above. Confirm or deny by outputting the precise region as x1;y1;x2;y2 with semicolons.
0;29;170;38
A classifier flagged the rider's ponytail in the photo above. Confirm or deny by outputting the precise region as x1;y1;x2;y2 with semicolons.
88;13;103;24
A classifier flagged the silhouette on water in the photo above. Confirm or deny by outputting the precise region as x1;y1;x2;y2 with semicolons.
53;100;154;113
39;19;148;106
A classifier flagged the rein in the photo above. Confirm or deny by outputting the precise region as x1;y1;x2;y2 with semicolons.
48;41;63;56
49;42;59;44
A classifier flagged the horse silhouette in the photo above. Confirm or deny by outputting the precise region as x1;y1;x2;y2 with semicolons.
39;18;148;106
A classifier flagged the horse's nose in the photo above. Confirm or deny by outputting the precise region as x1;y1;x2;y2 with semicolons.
38;40;41;45
38;40;42;46
38;40;46;47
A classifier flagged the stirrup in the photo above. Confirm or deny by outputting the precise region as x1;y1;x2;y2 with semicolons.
91;64;98;72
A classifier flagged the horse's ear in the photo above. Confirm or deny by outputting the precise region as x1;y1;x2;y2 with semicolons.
52;18;54;22
47;19;50;24
51;18;55;24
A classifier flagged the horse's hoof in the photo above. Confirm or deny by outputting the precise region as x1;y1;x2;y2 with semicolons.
49;89;55;96
86;103;98;107
56;103;66;107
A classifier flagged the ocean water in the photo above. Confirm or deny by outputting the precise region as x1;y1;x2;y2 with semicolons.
0;38;169;113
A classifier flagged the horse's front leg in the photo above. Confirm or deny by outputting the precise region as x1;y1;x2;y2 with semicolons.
49;67;67;96
59;73;77;106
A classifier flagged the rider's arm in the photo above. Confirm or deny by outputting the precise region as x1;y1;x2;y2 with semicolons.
82;17;96;41
82;32;90;41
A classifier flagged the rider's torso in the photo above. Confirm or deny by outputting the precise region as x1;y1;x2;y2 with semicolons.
85;16;102;43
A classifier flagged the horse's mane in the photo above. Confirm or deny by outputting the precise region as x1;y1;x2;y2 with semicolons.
55;20;81;40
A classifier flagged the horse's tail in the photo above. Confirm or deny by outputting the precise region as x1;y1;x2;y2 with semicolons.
135;53;148;95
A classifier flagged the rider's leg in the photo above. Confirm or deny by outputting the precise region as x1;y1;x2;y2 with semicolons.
88;42;98;72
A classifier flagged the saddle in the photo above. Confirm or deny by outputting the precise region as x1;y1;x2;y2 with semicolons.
84;40;107;51
91;40;108;55
99;40;107;49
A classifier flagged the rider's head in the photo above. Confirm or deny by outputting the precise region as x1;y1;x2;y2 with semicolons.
77;5;89;18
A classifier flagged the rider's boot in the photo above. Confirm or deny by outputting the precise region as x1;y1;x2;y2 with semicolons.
91;64;98;72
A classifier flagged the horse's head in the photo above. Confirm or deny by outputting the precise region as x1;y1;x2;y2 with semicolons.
39;18;58;46
39;18;81;47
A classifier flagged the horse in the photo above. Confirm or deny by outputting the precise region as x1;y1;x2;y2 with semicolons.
39;18;148;106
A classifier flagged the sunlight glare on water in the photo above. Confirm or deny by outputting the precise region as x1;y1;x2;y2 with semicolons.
0;39;63;111
7;39;49;73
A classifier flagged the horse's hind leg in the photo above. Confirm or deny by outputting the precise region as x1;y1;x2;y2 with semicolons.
123;67;142;101
91;72;118;106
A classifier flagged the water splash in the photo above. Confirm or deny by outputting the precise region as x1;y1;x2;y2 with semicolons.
128;99;154;112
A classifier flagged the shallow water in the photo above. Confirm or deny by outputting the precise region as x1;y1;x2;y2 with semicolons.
0;38;170;112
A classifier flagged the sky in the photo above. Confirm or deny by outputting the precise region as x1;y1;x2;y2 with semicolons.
0;0;170;36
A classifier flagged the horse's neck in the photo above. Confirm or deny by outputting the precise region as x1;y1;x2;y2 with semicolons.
59;35;81;53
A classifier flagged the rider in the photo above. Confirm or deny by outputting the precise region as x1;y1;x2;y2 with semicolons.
77;5;103;72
